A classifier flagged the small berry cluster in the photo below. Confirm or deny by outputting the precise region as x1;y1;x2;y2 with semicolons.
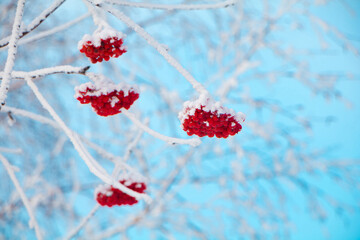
95;180;147;207
75;81;139;117
182;107;242;138
78;29;126;64
179;96;245;138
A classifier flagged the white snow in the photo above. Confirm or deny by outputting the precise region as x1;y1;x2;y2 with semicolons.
118;170;148;185
94;184;112;197
74;79;139;99
77;27;125;49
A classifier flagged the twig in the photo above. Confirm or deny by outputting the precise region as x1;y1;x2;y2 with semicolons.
122;110;201;147
99;0;238;10
64;204;100;240
0;153;43;240
3;13;91;50
0;147;23;154
0;65;90;80
0;0;26;108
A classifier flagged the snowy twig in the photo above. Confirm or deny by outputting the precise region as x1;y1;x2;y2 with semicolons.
98;0;238;10
122;110;201;147
0;65;90;80
94;3;209;95
112;128;144;178
64;204;100;240
0;153;43;240
0;147;23;154
0;0;26;108
0;0;66;48
83;0;110;29
9;13;90;49
24;77;152;203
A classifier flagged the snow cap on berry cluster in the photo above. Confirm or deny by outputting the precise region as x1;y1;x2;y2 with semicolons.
178;94;246;126
74;79;139;99
118;170;148;186
94;170;147;198
94;184;113;198
77;27;126;49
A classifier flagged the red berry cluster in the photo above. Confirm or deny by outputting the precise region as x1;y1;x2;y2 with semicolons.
75;83;139;117
182;106;243;138
79;37;126;64
96;181;147;207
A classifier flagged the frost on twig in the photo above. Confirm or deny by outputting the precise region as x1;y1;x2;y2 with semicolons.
0;0;66;48
0;65;91;80
96;0;239;11
0;0;27;108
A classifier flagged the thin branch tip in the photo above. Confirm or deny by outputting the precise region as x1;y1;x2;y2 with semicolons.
80;66;91;74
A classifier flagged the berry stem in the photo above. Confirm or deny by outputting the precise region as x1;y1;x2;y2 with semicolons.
122;110;201;147
95;3;209;95
83;0;111;30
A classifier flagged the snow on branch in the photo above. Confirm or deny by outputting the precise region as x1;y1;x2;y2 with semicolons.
0;0;66;48
97;0;238;10
0;0;26;109
83;0;112;30
24;77;152;203
94;3;209;95
64;204;100;240
5;13;91;50
122;110;201;147
0;65;91;80
112;128;144;179
0;153;43;240
0;147;23;154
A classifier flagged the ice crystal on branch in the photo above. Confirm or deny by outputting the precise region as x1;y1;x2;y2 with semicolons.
74;80;139;117
78;28;127;64
179;95;245;138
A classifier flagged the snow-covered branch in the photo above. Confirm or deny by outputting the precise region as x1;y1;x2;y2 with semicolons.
0;0;26;108
98;0;238;10
95;3;209;95
0;65;90;80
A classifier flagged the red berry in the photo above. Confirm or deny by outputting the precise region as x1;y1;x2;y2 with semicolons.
179;96;245;138
78;30;127;64
74;81;139;117
95;180;147;207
